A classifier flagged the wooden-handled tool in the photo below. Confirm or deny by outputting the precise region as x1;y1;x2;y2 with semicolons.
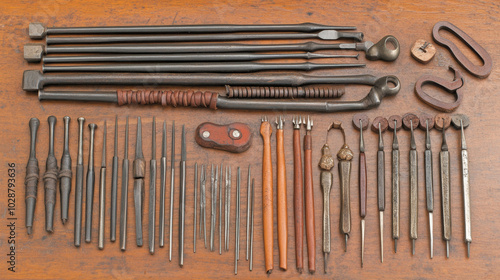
276;116;288;271
260;116;273;274
292;116;304;273
303;116;316;273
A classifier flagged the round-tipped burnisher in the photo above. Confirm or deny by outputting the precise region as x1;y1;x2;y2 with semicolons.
60;116;72;225
26;118;40;235
44;116;58;233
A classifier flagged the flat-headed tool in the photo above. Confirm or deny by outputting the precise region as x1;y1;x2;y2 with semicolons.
451;114;471;258
389;115;402;252
235;167;241;275
225;166;232;252
245;165;251;261
260;116;273;274
168;121;175;261
98;121;107;250
292;116;304;273
179;125;187;266
25;118;40;235
276;116;288;271
85;123;97;242
110;116;119;242
371;117;389;262
211;164;219;252
148;117;157;254
353;114;369;267
159;121;167;248
193;163;198;253
74;117;85;246
133;117;145;247
200;165;207;248
59;116;72;225
304;116;316;273
249;179;255;271
44;116;58;233
119;116;129;251
318;125;333;273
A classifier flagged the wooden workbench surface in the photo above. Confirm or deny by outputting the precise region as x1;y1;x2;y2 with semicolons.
0;0;499;279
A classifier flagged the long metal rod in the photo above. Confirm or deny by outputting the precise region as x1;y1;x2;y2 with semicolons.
133;117;145;247
148;117;157;254
409;120;418;255
249;179;255;271
45;116;57;233
159;121;167;248
210;165;215;251
245;165;251;261
225;166;232;251
440;128;451;258
392;120;400;253
26;118;40;236
377;123;385;262
84;123;97;242
235;167;241;275
460;120;471;258
358;120;367;267
74;117;85;246
168;121;175;261
193;163;198;253
219;164;223;255
200;165;207;248
110;116;118;242
212;165;219;252
179;125;186;267
424;120;434;259
60;116;71;225
119;116;129;251
98;121;107;250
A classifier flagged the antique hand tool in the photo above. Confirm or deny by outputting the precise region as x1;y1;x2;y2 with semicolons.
249;178;255;271
432;21;492;78
225;84;344;99
353;113;369;267
371;116;388;262
168;121;175;261
292;116;304;273
245;165;251;261
98;121;107;250
304;116;316;273
74;117;85;246
159;121;167;248
25;118;40;235
389;115;402;252
119;116;129;251
59;116;71;225
235;167;242;275
403;113;420;255
43;30;363;45
318;126;333;273
148;117;157;254
219;164;224;255
44;116;58;233
193;163;198;253
25;36;399;62
210;164;219;252
419;113;435;259
276;116;288;271
179;125;187;266
42;52;358;64
225;166;232;252
85;123;97;242
260;116;273;274
195;122;252;153
451;114;471;258
133;117;145;247
436;114;452;258
200;165;207;248
110;116;119;242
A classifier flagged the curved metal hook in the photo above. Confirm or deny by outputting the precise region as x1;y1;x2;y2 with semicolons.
364;35;400;62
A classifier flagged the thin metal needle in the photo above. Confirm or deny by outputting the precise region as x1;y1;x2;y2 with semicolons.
110;116;118;242
246;165;251;261
179;125;186;266
200;165;207;248
159;121;167;248
460;119;471;258
98;121;107;250
212;164;219;252
219;164;223;255
249;179;255;271
194;163;198;253
119;116;129;251
133;117;145;247
210;164;216;251
168;121;175;261
424;119;434;259
148;117;157;254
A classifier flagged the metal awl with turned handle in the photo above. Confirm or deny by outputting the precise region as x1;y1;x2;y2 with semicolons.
25;118;40;235
44;116;58;233
74;117;85;246
389;115;402;253
59;116;72;225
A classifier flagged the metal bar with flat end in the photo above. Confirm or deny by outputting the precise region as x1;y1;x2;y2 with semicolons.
219;164;223;255
148;117;157;254
235;167;241;275
249;178;255;271
423;118;434;259
246;165;251;261
119;116;129;251
440;125;452;258
98;121;107;250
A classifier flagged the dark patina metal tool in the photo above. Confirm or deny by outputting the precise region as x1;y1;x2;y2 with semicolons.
149;117;157;254
194;163;198;253
200;164;207;248
25;118;40;235
168;121;175;261
245;165;251;261
44;116;58;233
415;66;465;112
98;121;107;250
249;178;255;271
110;116;119;242
211;164;219;252
85;123;97;242
179;125;187;266
119;116;129;251
318;124;333;273
219;164;223;255
59;116;71;225
235;167;241;275
159;121;167;248
74;117;85;246
225;166;232;252
133;117;145;247
389;115;402;253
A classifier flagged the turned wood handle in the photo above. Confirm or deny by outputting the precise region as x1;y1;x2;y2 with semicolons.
303;134;315;273
276;129;288;270
292;129;304;272
260;121;274;273
359;152;367;218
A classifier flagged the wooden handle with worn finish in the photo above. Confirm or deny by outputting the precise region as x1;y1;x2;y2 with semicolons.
260;121;273;274
276;128;287;270
359;152;367;218
303;134;315;273
293;129;304;272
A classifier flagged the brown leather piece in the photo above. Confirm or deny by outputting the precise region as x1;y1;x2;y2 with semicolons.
116;89;219;109
194;122;252;153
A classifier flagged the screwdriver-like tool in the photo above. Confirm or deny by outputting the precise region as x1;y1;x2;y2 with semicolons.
318;131;333;273
98;121;107;249
75;117;85;246
148;117;157;254
389;115;402;252
44;116;58;233
59;116;72;225
110;116;119;242
133;117;145;247
179;125;187;266
260;116;273;274
159;121;167;248
276;116;288;271
25;118;40;235
292;116;304;273
168;121;175;261
436;114;451;258
304;116;316;273
119;116;129;251
85;122;97;242
419;114;434;259
200;165;207;248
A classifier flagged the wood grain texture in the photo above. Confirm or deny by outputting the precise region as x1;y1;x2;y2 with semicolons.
0;0;499;279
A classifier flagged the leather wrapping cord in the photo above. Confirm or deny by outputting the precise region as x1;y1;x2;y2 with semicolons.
116;90;218;109
276;128;288;270
293;129;304;272
303;134;316;273
260;121;273;274
25;159;39;200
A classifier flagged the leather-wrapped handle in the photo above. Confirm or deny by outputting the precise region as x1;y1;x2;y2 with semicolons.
260;121;273;274
276;129;287;270
303;134;315;273
195;122;251;153
292;129;304;272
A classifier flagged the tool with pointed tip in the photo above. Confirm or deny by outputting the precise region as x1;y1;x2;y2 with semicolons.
371;116;388;262
249;178;255;272
149;117;157;254
25;118;40;235
98;121;107;250
133;117;145;247
119;116;129;251
200;165;207;248
304;116;316;273
74;117;85;246
219;164;223;255
168;121;175;261
225;166;232;252
179;125;187;267
235;167;241;275
318;128;333;274
352;113;369;267
389;115;402;253
260;116;273;274
210;164;218;252
245;165;251;261
43;116;58;233
159;121;167;248
276;116;288;271
59;116;72;225
451;114;471;258
110;116;119;242
292;116;304;273
193;163;198;253
85;122;97;242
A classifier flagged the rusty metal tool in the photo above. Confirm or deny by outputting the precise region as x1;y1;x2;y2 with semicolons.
133;117;145;247
304;116;316;273
318;124;333;273
200;165;207;248
43;116;58;233
42;52;358;64
451;114;471;258
119;116;129;251
245;165;251;261
179;125;187;267
419;113;435;259
148;117;157;254
276;116;288;271
195;122;252;153
159;121;167;248
249;178;255;271
219;164;224;255
168;121;175;261
225;84;344;99
260;116;273;274
235;167;241;275
353;113;369;267
74;117;85;246
59;116;71;225
85;122;97;242
110;116;118;242
292;116;304;273
371;116;388;262
225;166;232;252
432;21;492;78
25;118;40;235
436;114;452;258
98;121;107;250
193;163;198;252
211;164;219;252
389;115;402;252
403;113;420;255
25;35;399;62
